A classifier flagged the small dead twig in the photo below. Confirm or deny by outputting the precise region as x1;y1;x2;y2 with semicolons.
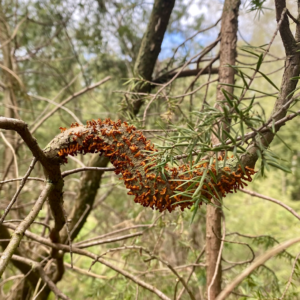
240;189;300;221
279;250;300;299
62;166;115;177
0;183;53;278
0;158;37;225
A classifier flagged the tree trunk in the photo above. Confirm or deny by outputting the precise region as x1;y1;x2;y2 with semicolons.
131;0;175;115
0;6;19;178
206;0;240;299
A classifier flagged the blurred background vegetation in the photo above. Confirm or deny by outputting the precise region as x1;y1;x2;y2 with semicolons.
1;0;300;299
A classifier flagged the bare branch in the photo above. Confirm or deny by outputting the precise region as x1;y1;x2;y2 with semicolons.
152;67;219;85
61;166;115;177
0;177;44;185
0;158;37;224
207;213;225;300
280;250;300;299
30;77;111;135
77;232;143;249
275;1;295;54
216;237;300;300
8;255;71;300
4;223;172;300
177;245;206;300
240;189;300;221
0;117;47;163
0;183;53;277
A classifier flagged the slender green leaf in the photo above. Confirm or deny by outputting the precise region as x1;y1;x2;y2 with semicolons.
256;54;263;71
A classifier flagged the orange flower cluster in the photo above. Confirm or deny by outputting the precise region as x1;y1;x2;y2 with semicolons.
166;162;256;203
56;119;256;212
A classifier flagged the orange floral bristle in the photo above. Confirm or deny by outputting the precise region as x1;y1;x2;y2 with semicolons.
56;119;256;212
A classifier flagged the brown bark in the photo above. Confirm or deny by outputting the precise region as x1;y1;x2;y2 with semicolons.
63;0;177;245
0;7;19;177
214;1;300;298
0;117;65;299
152;67;219;84
241;0;300;168
206;0;240;299
59;0;176;268
0;225;40;297
132;0;175;115
15;1;175;297
60;155;110;242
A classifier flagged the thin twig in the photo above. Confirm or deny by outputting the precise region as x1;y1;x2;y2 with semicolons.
64;262;108;279
207;213;225;300
69;204;90;239
0;183;53;277
74;224;151;246
142;47;212;126
280;250;300;299
30;77;111;134
216;237;300;300
9;254;70;300
90;245;196;300
235;8;287;107
177;245;206;300
175;78;219;100
62;166;115;177
166;18;221;70
0;158;37;225
36;264;71;300
3;219;51;231
0;16;27;49
5;223;172;300
30;94;83;125
0;177;44;185
287;9;299;24
240;189;300;221
61;203;73;268
0;131;19;181
78;232;143;249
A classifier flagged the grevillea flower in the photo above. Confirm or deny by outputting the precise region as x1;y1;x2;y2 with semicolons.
48;119;256;212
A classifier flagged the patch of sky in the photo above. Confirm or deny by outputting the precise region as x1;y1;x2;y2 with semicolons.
159;32;186;61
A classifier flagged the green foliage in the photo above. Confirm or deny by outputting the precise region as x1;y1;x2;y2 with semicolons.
2;0;300;299
246;0;270;18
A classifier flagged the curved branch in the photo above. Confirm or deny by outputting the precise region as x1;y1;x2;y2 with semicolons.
240;189;300;221
0;183;53;278
132;0;175;114
216;237;300;300
275;1;295;54
46;119;256;213
4;223;172;300
241;7;300;168
152;67;219;85
0;117;48;164
8;255;71;300
61;166;115;177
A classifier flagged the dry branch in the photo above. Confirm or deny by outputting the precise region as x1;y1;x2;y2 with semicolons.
8;255;71;300
0;183;53;277
4;223;172;300
0;158;37;224
216;237;300;300
240;189;300;221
